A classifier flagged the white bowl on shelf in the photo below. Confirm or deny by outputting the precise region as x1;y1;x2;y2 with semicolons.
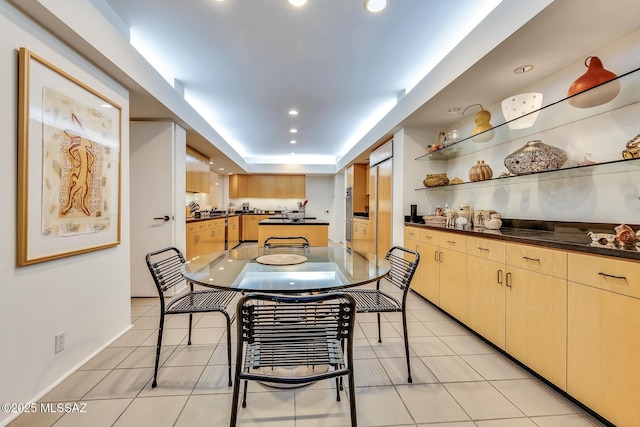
501;92;543;129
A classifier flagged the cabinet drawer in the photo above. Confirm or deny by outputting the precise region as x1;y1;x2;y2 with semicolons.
506;243;566;279
186;223;199;234
440;232;466;253
568;252;640;299
467;236;505;263
404;226;420;242
419;229;441;246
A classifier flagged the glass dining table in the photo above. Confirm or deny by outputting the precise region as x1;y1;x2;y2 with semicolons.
182;246;390;293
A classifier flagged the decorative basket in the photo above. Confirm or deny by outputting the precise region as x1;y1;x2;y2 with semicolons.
423;173;449;187
422;215;447;225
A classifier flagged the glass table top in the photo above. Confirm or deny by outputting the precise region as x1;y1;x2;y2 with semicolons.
183;246;390;293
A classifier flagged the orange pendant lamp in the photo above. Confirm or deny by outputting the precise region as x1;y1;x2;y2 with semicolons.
567;56;620;108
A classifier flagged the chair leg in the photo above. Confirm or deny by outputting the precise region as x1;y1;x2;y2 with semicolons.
225;312;232;386
242;380;249;408
187;313;193;345
401;308;412;383
152;313;165;388
335;377;341;402
376;312;382;343
229;370;241;427
347;371;357;427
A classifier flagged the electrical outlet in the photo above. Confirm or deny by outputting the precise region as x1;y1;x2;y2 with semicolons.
55;332;65;353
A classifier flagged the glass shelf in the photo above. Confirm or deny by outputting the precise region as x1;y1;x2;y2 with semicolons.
415;66;640;161
414;158;640;192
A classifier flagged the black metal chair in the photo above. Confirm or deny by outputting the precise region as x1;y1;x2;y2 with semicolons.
263;235;310;249
230;292;358;427
343;246;419;383
145;246;236;387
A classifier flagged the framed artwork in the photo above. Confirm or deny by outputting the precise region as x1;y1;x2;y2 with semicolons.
17;48;122;266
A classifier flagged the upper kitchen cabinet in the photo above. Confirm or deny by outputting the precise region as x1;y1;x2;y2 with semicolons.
346;164;369;213
186;146;210;193
229;174;305;199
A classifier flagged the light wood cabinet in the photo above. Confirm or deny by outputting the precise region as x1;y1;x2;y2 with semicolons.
567;252;640;427
504;242;567;390
186;146;209;193
352;218;370;255
230;174;305;199
257;224;328;247
242;215;270;241
438;233;467;322
228;216;240;249
404;227;438;301
466;237;506;349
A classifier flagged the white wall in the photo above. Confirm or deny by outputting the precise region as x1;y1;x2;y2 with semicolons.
0;3;131;424
400;29;640;225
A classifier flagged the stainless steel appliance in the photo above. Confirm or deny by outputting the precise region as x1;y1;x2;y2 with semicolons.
345;186;353;244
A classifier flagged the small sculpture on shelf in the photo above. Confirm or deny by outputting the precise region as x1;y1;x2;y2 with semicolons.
614;224;639;246
427;131;445;153
484;213;502;230
444;204;457;228
622;134;640;160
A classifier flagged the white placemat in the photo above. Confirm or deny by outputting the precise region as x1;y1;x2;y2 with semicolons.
255;254;307;265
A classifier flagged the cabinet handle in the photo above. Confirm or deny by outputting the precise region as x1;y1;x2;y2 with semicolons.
598;272;627;280
478;247;489;252
434;250;438;261
424;235;432;239
439;251;443;263
522;256;540;262
195;235;200;243
497;269;503;284
447;240;456;245
505;272;512;287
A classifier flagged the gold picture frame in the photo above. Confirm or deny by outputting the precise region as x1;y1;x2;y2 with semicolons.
17;48;122;266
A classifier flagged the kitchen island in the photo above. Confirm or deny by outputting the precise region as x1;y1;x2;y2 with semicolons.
257;219;329;247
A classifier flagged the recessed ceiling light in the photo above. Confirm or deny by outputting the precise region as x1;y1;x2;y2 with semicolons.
218;167;225;171
514;64;534;74
364;0;387;13
290;140;297;144
288;109;298;115
290;128;297;133
101;104;113;108
209;161;214;164
289;0;307;6
290;152;295;155
448;107;461;113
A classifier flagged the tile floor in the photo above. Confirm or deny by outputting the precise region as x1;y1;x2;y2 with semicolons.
9;259;608;426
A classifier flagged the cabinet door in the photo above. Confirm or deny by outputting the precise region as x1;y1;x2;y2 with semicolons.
467;256;505;349
228;216;239;249
276;175;290;198
289;175;305;198
404;235;421;295
505;266;567;390
438;247;467;322
230;175;248;198
567;282;640;427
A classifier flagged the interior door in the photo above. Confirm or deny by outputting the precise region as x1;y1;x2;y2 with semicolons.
130;122;186;297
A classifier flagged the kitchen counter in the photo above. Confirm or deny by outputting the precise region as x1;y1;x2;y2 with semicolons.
404;219;640;261
259;219;329;225
257;219;329;246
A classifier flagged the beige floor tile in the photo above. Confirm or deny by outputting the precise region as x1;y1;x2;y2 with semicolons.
353;358;392;387
78;346;134;370
232;389;296;426
84;368;153;400
378;356;438;385
5;409;63;427
163;344;214;367
52;399;132;427
192;365;234;394
294;386;354;427
130;306;156;317
491;379;577;417
131;315;160;330
194;312;232;328
440;334;495;355
41;370;110;402
368;336;414;359
396;383;469;424
352;338;377;360
356;385;415;426
109;329;155;347
141;329;188;347
425;320;471;336
390;320;435;337
408;307;450;322
116;344;176;369
381;310;419;323
409;336;455;357
444;381;524;420
131;297;159;307
208;342;237;366
416;422;475;427
461;354;531;380
164;313;203;329
180;326;226;346
174;394;233;426
475;418;537;426
113;395;188;427
358;321;402;340
421;356;483;383
530;414;608;426
139;366;205;397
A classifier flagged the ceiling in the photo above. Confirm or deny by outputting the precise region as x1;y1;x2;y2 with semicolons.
101;0;504;172
83;0;640;175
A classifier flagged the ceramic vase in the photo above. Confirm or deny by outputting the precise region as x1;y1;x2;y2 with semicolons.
468;160;493;182
484;214;502;230
504;140;568;175
458;204;471;221
567;56;620;108
501;92;543;129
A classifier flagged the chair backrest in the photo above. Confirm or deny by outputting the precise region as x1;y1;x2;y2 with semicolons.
264;236;310;249
237;292;357;350
145;246;187;297
384;246;420;291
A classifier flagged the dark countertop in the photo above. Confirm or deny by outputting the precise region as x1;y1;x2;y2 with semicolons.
269;214;316;219
259;219;329;226
404;219;640;261
353;212;369;218
187;214;239;223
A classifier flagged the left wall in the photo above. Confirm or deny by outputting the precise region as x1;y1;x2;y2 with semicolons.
0;2;131;424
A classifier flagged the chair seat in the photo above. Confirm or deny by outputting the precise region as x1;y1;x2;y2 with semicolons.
166;289;236;314
346;288;401;313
